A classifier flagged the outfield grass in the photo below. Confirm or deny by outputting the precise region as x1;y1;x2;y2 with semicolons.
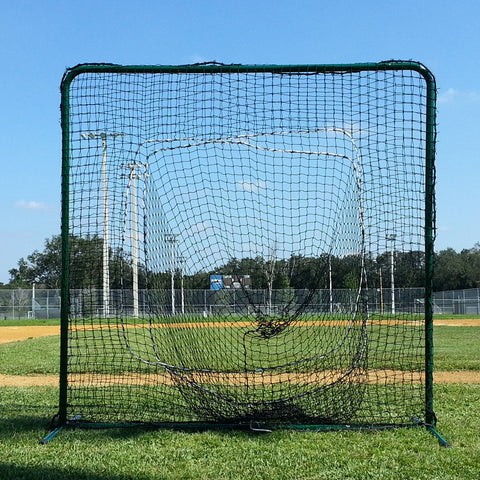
2;311;478;328
0;318;61;327
1;325;479;376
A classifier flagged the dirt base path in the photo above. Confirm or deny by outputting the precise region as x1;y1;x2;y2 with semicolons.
1;370;480;387
0;326;60;344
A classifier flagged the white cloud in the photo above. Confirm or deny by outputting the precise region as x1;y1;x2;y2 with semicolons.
438;88;480;105
15;200;49;210
437;88;459;104
236;180;267;193
183;221;212;237
188;55;212;65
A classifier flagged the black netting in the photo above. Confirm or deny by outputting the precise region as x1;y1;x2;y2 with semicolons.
61;63;435;428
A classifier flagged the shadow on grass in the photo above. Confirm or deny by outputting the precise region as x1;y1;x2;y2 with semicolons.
0;409;271;445
0;412;54;440
46;421;280;443
0;464;135;480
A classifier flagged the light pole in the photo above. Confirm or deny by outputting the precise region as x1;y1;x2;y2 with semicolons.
179;256;185;315
31;283;36;319
329;255;333;313
81;132;125;317
386;234;396;315
122;162;148;318
165;234;178;315
379;268;384;315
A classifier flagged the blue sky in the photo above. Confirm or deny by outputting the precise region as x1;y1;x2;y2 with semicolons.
0;0;479;284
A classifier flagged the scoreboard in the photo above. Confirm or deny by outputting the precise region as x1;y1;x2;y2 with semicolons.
210;275;251;290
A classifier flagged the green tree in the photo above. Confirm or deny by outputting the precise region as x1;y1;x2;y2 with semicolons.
8;234;145;290
461;244;480;288
10;235;480;294
9;236;62;288
287;254;328;290
433;248;465;291
220;256;268;289
8;258;35;287
395;250;425;288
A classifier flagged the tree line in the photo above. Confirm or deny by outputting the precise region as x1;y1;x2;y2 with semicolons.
2;234;480;292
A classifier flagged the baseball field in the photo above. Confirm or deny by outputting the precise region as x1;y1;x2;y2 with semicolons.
1;318;479;479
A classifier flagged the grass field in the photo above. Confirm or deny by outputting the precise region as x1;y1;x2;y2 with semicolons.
1;319;479;479
1;324;479;376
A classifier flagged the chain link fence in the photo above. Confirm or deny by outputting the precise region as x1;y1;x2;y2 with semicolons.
0;289;61;320
433;288;480;315
0;287;440;320
3;287;478;320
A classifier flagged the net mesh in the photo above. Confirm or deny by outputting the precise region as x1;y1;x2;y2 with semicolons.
62;63;435;427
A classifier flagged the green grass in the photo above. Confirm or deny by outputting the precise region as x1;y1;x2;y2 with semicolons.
2;325;479;376
0;336;60;375
1;311;479;328
0;318;61;327
433;326;480;371
0;385;479;479
434;314;480;320
1;319;480;479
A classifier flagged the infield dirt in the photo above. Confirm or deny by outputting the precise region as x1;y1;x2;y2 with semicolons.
1;320;480;386
2;318;480;344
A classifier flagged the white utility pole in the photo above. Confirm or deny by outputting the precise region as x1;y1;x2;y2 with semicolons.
179;256;185;315
32;283;36;319
386;234;396;315
81;132;125;317
379;268;384;315
165;234;179;315
329;255;333;313
122;162;148;318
